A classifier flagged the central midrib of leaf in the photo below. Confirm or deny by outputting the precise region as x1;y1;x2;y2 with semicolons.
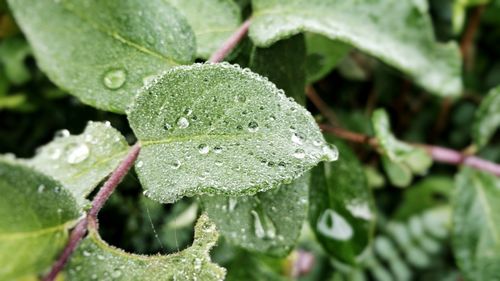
0;219;77;240
59;1;182;66
140;132;266;146
65;150;128;183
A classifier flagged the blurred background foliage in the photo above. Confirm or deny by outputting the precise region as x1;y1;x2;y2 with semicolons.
1;0;500;280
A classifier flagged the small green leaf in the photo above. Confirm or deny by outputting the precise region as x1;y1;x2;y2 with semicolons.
166;0;242;59
452;168;500;281
305;33;350;83
67;214;226;281
249;34;307;105
372;109;432;187
473;85;500;148
128;63;336;203
8;0;196;113
24;122;129;204
309;141;375;265
0;159;80;280
249;0;462;97
0;37;31;85
202;173;309;257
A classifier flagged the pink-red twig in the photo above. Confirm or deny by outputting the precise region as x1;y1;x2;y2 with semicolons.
209;19;251;63
43;143;141;281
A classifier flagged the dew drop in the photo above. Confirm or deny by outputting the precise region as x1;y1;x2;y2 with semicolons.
48;148;62;160
228;197;238;211
215;160;223;166
66;143;90;164
136;160;144;168
171;160;181;169
323;144;339;161
313;140;323;146
198;144;209;154
55;129;70;138
83;250;91;257
103;69;126;90
37;184;45;193
235;95;246;103
177;117;190;129
111;270;122;278
251;210;265;239
293;149;306;159
291;133;304;145
193;258;202;272
213;145;223;153
317;209;353;240
184;108;193;116
163;123;172;131
248;121;259;132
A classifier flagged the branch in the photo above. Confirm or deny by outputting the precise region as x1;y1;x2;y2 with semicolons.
209;19;251;63
460;5;486;69
308;89;500;177
43;143;141;281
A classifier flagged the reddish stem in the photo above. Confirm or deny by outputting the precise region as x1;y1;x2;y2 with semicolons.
43;143;141;281
460;5;485;69
209;19;251;63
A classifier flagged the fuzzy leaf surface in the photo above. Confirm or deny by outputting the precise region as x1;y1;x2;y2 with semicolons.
24;122;129;204
249;0;462;97
202;173;309;257
8;0;195;113
67;214;225;281
0;159;80;280
128;63;336;203
452;168;500;281
166;0;241;59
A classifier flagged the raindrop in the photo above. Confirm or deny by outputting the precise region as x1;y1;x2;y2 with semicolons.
313;140;322;146
184;108;193;116
248;121;259;132
177;117;190;129
235;95;246;103
136;161;144;168
171;160;181;169
251;210;265;239
293;149;306;159
37;184;45;193
317;209;353;240
48;148;62;160
103;69;126;90
66;143;90;164
163;123;172;131
213;145;223;153
83;250;91;257
215;160;223;166
228;197;238;211
111;270;122;278
55;129;70;138
323;144;339;161
193;258;202;272
291;133;304;145
198;144;210;154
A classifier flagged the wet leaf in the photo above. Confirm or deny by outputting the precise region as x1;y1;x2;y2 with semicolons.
473;85;500;148
24;122;129;205
166;0;242;59
0;159;80;280
309;140;376;265
249;0;462;97
66;214;226;281
452;168;500;280
128;63;337;203
202;173;309;257
8;0;196;113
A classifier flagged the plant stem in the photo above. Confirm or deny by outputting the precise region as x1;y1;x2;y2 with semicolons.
43;143;141;281
460;5;485;70
209;19;251;63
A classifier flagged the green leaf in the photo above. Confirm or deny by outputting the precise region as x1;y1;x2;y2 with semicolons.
372;109;432;187
452;0;490;33
128;63;337;203
309;140;375;265
166;0;242;59
67;214;226;281
473;85;500;148
0;37;31;85
202;173;309;257
249;0;462;97
305;33;350;83
249;34;307;105
23;122;129;205
452;168;500;281
8;0;196;113
0;159;80;280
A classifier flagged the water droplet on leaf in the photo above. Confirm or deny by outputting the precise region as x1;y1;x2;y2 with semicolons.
177;117;189;129
248;121;259;132
103;69;126;90
198;144;209;154
66;143;90;164
293;149;306;159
